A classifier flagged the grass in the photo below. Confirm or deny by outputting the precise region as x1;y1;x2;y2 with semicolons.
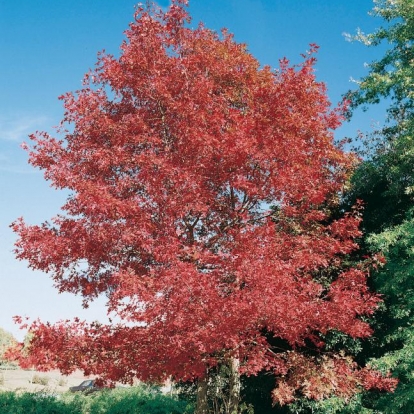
0;385;193;414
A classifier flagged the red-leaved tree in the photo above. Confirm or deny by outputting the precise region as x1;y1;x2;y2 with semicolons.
8;1;396;412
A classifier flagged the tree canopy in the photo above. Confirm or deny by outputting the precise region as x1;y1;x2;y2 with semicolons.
7;1;396;411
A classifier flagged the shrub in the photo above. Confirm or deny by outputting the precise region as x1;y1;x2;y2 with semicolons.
30;374;50;385
58;378;68;387
84;386;192;414
0;391;82;414
0;385;193;414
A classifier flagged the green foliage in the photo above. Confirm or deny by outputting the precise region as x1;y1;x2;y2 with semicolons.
0;328;17;367
83;386;192;414
346;0;414;233
316;1;414;412
0;386;192;414
362;211;414;412
313;213;414;413
0;391;83;414
349;0;414;110
0;329;17;370
347;144;414;233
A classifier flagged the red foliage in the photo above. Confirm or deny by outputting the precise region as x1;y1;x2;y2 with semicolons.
8;0;396;403
271;352;397;405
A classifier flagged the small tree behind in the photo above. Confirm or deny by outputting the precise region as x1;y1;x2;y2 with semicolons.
8;1;396;411
0;328;17;367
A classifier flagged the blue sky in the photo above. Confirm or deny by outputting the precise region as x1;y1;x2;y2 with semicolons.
0;0;387;340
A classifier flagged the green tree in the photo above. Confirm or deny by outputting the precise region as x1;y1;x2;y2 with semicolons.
341;0;414;412
347;0;414;233
0;327;17;367
286;1;414;412
364;212;414;412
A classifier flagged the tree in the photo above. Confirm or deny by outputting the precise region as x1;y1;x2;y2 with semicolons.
7;1;395;412
0;328;17;367
363;213;414;412
339;0;414;412
346;0;414;233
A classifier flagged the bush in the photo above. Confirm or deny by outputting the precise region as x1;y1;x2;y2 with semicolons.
0;391;82;414
84;386;192;414
30;374;50;385
0;385;193;414
58;378;68;387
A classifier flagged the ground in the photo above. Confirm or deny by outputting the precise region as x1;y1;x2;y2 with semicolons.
0;368;172;394
0;367;89;393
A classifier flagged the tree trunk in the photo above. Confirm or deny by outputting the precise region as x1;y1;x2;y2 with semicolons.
228;357;241;414
195;373;209;414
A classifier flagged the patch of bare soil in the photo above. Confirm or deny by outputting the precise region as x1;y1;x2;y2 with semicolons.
0;368;91;393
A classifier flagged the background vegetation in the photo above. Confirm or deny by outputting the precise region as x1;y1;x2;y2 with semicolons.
285;0;414;412
0;328;17;369
0;386;192;414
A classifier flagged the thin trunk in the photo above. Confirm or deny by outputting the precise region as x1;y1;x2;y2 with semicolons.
228;357;241;414
195;373;209;414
